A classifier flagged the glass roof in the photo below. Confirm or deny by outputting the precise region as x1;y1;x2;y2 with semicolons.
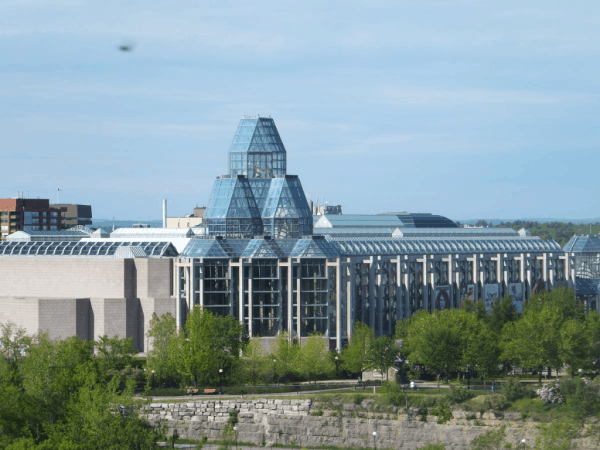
575;277;600;295
204;176;262;220
563;235;600;253
0;241;177;258
327;236;562;256
262;176;313;220
289;237;340;258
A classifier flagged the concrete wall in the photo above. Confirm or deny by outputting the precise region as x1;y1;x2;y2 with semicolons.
0;258;134;299
0;257;176;351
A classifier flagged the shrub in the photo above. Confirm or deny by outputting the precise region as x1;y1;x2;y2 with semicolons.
380;380;406;407
416;444;446;450
484;394;508;412
352;392;365;405
470;425;506;450
430;401;453;424
558;378;600;419
446;386;474;404
310;410;324;416
502;378;530;402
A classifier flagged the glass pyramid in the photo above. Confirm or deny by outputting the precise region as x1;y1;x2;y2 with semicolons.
228;117;287;178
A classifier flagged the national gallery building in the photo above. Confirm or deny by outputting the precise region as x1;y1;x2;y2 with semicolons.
0;117;589;351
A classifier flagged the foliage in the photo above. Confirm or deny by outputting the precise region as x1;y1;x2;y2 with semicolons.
430;401;453;424
416;444;446;450
483;394;508;412
557;377;600;420
173;307;248;387
296;334;335;383
535;419;580;450
0;328;157;449
341;322;374;374
237;338;269;385
380;380;409;409
501;378;531;402
271;331;300;383
469;425;506;450
445;386;474;404
366;336;400;380
146;312;179;386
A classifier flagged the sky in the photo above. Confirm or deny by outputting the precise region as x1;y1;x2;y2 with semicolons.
1;1;600;221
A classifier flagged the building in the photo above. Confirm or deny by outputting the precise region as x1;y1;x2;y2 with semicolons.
166;207;206;229
0;198;62;240
563;234;600;311
53;204;93;228
0;117;584;352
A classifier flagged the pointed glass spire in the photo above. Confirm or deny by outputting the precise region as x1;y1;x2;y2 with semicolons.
228;117;287;178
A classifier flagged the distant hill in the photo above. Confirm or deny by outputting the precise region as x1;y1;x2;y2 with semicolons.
457;218;600;225
91;219;163;231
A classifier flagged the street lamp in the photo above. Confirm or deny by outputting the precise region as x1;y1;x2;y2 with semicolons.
234;426;238;450
219;368;224;395
372;431;377;450
273;359;277;385
521;438;526;448
578;368;583;377
151;369;155;389
334;356;339;379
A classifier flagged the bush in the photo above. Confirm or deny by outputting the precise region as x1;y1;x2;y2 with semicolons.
380;380;406;407
430;401;453;424
558;378;600;419
470;426;506;450
352;392;365;405
502;378;530;402
483;394;508;412
446;386;474;404
416;444;446;450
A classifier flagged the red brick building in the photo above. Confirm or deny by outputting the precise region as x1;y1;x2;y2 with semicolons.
0;199;62;240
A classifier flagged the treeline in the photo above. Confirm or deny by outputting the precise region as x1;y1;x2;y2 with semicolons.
398;287;600;382
146;307;401;387
0;327;159;449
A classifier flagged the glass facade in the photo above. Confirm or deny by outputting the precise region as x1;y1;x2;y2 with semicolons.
228;118;287;178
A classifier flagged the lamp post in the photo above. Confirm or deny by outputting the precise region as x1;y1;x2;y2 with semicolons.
234;426;238;450
466;365;470;389
273;359;277;385
521;438;526;449
372;431;377;450
334;356;339;379
151;369;155;389
219;368;224;395
578;368;583;378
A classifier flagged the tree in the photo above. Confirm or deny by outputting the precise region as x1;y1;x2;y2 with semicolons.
173;307;247;388
341;322;374;375
146;312;178;387
366;336;400;380
489;295;516;334
296;334;334;383
271;331;300;383
0;322;31;366
95;335;136;372
237;338;269;385
559;319;589;376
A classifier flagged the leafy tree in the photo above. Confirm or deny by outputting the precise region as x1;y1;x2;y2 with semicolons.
296;334;334;383
271;331;300;383
559;319;589;377
489;295;516;334
341;322;374;375
146;312;178;387
366;336;400;380
237;338;269;385
173;307;247;388
465;324;501;383
95;335;136;372
585;312;600;366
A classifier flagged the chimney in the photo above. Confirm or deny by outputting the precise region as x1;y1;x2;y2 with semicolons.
163;199;167;228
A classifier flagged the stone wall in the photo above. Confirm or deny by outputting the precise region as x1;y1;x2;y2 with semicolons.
143;399;542;450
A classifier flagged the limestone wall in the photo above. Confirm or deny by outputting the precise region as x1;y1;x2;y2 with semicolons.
143;399;541;450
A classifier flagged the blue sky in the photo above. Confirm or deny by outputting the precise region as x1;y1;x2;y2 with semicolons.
1;1;599;221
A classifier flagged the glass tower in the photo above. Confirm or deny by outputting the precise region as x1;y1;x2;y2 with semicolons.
228;117;287;178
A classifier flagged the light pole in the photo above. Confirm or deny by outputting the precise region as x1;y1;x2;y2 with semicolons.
578;368;583;378
273;359;277;385
334;356;339;379
234;425;238;450
521;438;526;449
151;369;155;389
372;431;377;450
219;368;224;395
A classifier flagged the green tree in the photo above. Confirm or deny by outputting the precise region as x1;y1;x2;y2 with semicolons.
341;322;374;375
366;336;400;380
489;295;516;334
173;307;247;388
237;338;269;385
585;312;600;366
271;331;300;383
95;335;136;372
296;334;334;383
146;312;178;387
0;322;31;365
559;319;589;377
